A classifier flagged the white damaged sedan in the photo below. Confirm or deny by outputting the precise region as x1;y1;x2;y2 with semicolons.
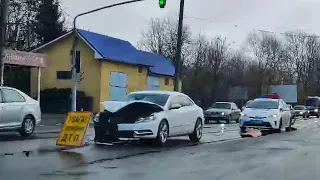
94;91;204;145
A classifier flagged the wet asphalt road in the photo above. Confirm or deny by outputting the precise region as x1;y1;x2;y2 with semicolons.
1;117;320;180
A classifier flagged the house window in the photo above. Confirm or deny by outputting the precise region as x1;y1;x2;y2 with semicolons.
56;71;72;80
165;77;169;85
147;76;160;90
138;66;143;73
109;72;128;101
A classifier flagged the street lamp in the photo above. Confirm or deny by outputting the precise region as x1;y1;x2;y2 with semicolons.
70;0;146;112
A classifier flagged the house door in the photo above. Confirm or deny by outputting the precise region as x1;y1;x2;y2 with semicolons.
109;72;127;101
147;76;160;90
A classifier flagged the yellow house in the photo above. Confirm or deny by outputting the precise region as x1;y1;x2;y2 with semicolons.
30;29;175;113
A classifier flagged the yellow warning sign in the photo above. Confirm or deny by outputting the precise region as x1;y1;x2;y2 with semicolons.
56;111;92;147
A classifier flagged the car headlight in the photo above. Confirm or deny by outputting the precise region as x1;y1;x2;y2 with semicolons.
269;114;277;118
136;115;156;123
299;112;303;114
221;112;225;116
240;112;247;117
315;109;318;112
93;113;100;123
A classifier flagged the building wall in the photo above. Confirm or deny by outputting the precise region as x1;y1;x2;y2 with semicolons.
160;76;174;91
99;61;147;111
30;34;102;112
30;34;175;113
99;61;174;111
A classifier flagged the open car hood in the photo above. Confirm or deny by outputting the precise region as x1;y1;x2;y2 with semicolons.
101;100;164;113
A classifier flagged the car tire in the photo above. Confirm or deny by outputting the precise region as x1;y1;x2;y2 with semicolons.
226;115;231;124
155;120;169;146
235;118;239;123
317;114;319;118
275;119;282;133
189;118;203;142
19;115;35;137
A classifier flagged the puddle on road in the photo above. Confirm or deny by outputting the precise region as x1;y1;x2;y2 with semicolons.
59;151;87;166
220;124;225;133
40;151;92;178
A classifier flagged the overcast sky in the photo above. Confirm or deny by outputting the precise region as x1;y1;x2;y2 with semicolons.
60;0;320;50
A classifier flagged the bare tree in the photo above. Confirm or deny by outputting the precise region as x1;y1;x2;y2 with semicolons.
284;30;320;98
138;16;320;106
246;31;284;93
138;17;192;62
182;35;230;107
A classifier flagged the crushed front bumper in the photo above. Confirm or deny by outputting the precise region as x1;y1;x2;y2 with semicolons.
94;115;158;143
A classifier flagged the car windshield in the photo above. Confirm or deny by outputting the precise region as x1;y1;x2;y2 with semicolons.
124;93;169;106
246;100;279;109
210;103;231;109
245;100;253;106
294;106;306;110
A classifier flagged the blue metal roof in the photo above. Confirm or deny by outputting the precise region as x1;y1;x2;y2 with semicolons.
77;29;175;76
137;51;175;76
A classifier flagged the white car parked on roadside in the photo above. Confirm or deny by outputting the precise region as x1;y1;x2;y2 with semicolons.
0;87;41;136
239;94;291;136
94;91;205;145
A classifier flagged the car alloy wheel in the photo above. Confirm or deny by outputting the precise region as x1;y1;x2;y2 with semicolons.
189;118;203;142
159;122;169;144
24;118;34;134
196;121;203;139
19;116;35;136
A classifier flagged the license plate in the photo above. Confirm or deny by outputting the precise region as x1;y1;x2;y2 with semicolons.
249;120;264;125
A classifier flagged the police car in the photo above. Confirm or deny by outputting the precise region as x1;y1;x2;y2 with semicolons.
239;94;292;135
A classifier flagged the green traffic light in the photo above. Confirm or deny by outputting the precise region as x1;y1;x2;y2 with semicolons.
159;0;166;8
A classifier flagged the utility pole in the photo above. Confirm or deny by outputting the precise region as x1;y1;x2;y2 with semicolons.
0;0;9;86
173;0;185;92
71;0;145;111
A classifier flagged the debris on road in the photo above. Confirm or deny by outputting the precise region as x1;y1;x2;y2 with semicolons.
242;129;262;137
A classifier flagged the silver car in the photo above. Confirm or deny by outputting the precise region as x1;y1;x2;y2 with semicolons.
204;102;241;124
0;87;41;136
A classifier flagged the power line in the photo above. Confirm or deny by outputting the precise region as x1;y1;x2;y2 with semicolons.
184;15;320;38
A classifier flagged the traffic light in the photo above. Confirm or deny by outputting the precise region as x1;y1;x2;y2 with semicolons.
159;0;166;8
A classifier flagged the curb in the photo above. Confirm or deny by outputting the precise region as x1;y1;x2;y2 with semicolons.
35;130;61;134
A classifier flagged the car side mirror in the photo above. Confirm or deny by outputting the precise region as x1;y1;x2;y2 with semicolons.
170;103;181;110
280;108;283;112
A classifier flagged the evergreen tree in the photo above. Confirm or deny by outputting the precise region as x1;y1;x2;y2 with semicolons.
33;0;66;45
